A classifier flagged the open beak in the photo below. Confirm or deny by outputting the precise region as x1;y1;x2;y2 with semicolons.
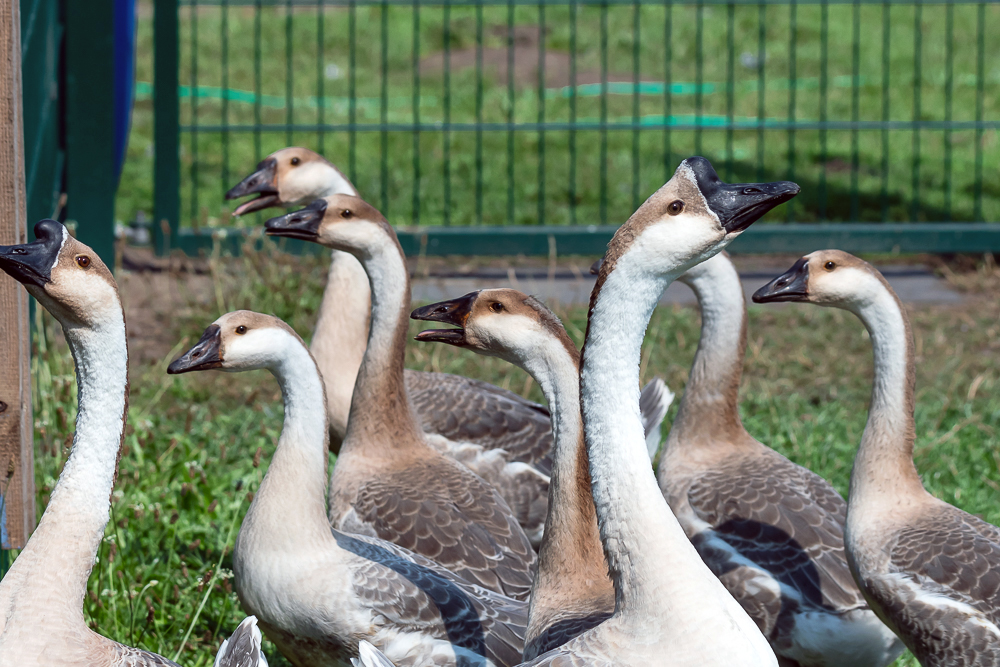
683;156;800;234
752;257;810;303
167;325;224;374
226;158;280;216
410;291;480;347
0;219;65;288
264;199;328;242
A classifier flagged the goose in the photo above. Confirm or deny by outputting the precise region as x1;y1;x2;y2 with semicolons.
226;149;667;548
168;311;527;667
0;220;265;667
215;616;269;667
753;250;1000;667
262;197;538;601
411;289;658;659
526;156;796;665
656;251;903;666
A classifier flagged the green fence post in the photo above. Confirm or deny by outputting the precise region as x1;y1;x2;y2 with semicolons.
64;0;116;267
154;0;180;256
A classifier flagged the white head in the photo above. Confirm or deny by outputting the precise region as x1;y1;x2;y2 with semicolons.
751;249;893;312
410;288;579;369
0;219;122;329
167;310;307;375
262;194;393;259
225;147;358;217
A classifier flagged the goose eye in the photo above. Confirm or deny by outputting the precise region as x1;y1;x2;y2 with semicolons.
291;157;300;166
235;325;248;335
340;209;353;219
489;302;504;313
75;255;91;268
668;200;684;215
824;261;836;271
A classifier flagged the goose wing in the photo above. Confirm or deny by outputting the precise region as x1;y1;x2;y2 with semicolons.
339;458;537;601
335;531;527;667
406;371;554;473
113;645;182;667
522;612;613;661
682;451;865;634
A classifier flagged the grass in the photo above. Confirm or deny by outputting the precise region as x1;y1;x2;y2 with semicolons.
15;243;1000;666
117;1;1000;232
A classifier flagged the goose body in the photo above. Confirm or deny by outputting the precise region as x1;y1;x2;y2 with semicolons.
657;253;903;667
411;289;668;659
264;197;537;600
168;312;527;667
754;251;1000;667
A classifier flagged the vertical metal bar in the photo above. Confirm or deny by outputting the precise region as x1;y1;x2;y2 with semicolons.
537;1;546;225
755;2;766;182
725;2;735;181
943;2;954;221
694;0;704;156
443;0;451;225
910;2;922;222
880;1;890;222
154;0;179;254
817;0;828;221
785;0;797;222
380;0;389;213
348;0;357;182
974;2;985;221
189;4;199;226
663;0;672;181
849;1;860;221
253;0;262;161
317;0;326;155
475;1;484;225
506;0;515;225
569;0;578;224
412;0;421;225
599;1;608;224
221;0;230;197
285;0;293;147
631;0;641;210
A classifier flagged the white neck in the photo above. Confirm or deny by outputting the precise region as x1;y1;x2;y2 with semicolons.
581;251;761;628
310;250;371;447
667;256;748;447
1;311;128;621
847;283;924;512
243;332;332;544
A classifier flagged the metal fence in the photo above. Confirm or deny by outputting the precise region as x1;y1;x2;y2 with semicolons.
152;0;1000;255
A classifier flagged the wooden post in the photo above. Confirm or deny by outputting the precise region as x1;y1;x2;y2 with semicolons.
0;0;36;551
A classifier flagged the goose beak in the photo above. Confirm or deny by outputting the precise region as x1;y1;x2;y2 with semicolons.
752;257;810;303
264;199;327;241
227;158;280;216
684;156;800;234
410;291;480;346
589;258;603;275
168;324;224;374
0;219;65;288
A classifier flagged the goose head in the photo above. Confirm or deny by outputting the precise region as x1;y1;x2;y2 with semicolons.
0;219;121;328
226;147;357;217
167;310;304;374
595;157;800;282
410;288;577;366
262;195;391;257
751;249;882;311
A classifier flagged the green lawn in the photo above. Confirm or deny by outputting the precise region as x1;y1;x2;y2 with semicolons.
118;2;1000;232
20;246;1000;666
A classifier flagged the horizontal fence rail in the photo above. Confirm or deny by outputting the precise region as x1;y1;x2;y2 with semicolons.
153;0;999;254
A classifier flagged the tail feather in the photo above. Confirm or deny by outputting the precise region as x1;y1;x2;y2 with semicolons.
351;641;398;667
639;377;674;461
214;616;268;667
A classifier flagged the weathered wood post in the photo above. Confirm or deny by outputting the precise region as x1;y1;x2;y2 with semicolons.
0;0;36;556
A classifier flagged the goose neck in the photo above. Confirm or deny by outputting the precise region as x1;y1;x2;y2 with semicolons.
342;239;422;449
10;314;128;617
582;259;726;614
849;287;924;508
668;260;748;446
